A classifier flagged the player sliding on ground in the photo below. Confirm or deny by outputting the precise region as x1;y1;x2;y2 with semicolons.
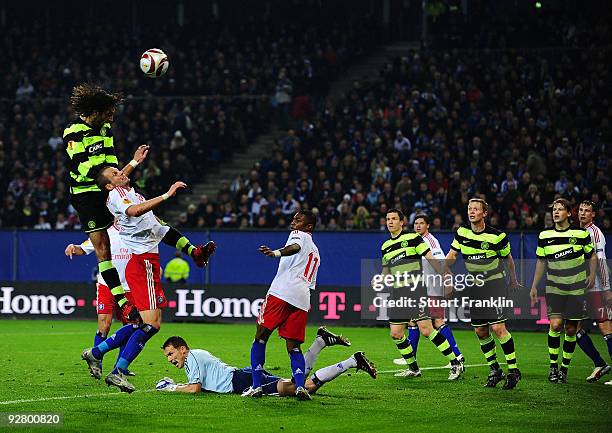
156;329;376;396
81;167;215;392
244;210;321;400
380;208;464;381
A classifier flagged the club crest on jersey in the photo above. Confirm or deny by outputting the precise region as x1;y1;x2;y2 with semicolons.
569;237;577;245
481;241;489;250
401;240;408;248
88;221;96;229
123;198;131;204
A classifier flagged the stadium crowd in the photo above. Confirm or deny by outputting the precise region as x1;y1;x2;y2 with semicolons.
193;7;611;231
0;1;376;230
0;1;609;232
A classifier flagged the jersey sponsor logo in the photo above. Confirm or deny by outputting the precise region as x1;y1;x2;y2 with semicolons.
554;248;573;259
569;237;577;245
388;251;407;265
88;142;104;154
467;253;487;260
481;241;489;250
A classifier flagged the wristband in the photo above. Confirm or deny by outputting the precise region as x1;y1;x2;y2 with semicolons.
273;250;282;258
128;159;139;168
162;193;169;201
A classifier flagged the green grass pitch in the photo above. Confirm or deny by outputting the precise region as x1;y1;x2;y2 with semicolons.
0;320;610;433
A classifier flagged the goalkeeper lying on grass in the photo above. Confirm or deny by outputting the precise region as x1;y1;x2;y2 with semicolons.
156;328;376;397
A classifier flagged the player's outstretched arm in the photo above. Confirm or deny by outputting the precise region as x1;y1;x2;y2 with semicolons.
120;144;150;177
65;244;86;259
125;181;186;217
259;244;301;258
156;377;202;393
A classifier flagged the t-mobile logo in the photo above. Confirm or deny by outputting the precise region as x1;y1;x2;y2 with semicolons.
319;292;346;319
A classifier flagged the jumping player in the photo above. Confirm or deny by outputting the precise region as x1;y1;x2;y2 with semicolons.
64;83;145;323
82;167;215;392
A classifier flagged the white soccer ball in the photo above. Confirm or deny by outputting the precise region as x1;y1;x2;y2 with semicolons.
140;48;169;78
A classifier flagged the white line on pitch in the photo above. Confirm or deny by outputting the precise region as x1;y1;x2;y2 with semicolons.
378;362;506;374
0;390;155;405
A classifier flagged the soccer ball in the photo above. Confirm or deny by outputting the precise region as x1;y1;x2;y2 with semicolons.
140;48;169;78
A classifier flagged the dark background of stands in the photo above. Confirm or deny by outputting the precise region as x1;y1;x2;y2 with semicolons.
0;0;610;232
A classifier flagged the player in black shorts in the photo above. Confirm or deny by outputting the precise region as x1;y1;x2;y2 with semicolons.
530;198;596;383
446;199;522;389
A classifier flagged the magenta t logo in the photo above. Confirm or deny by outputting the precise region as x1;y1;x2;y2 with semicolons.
319;292;346;319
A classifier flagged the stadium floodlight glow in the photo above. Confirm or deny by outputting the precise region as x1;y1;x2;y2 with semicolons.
535;2;542;8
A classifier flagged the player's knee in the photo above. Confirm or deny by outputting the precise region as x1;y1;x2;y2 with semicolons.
564;324;577;336
98;317;112;334
549;321;563;333
474;327;489;339
419;325;431;338
390;329;404;340
491;324;507;338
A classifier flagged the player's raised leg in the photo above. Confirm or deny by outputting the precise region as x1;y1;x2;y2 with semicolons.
161;226;216;268
276;351;377;397
91;230;138;322
304;327;351;376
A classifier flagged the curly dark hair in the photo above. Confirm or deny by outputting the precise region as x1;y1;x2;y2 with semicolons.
69;83;123;116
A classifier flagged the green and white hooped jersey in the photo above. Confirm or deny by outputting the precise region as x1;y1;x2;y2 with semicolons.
381;232;430;287
536;226;594;296
63;118;119;195
450;225;510;283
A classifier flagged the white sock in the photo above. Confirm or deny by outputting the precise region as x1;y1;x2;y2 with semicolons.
312;355;358;383
304;336;326;376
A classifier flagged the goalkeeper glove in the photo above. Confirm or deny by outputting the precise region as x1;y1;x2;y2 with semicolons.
156;377;177;392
